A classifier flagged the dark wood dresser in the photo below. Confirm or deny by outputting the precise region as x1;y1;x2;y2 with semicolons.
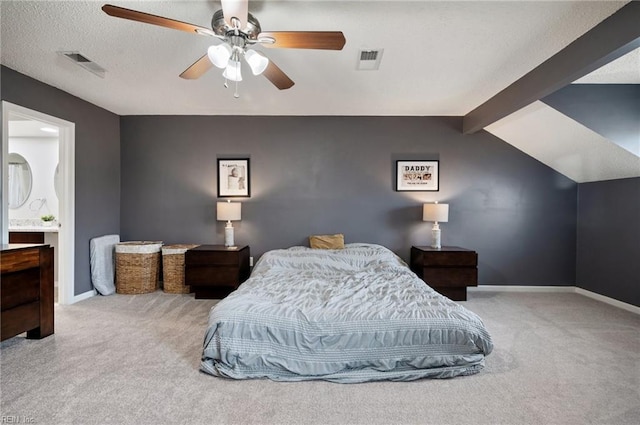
185;245;250;299
1;244;54;341
410;246;478;301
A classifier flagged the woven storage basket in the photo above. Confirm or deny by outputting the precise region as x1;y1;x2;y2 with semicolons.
162;244;199;294
115;241;163;295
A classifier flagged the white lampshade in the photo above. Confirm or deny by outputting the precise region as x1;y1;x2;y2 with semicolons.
244;49;269;75
223;60;243;82
207;44;232;69
423;202;448;249
423;203;449;223
217;201;241;221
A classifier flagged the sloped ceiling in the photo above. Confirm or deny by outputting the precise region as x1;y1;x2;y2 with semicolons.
542;84;640;156
485;101;640;183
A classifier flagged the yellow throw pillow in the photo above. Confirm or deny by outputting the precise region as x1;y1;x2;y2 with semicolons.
309;234;345;250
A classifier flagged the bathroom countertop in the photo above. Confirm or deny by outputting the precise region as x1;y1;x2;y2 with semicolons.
9;226;59;233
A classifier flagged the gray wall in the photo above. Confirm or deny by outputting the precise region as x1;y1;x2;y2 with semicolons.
543;83;640;306
121;115;577;286
577;177;640;306
542;84;640;156
1;66;121;296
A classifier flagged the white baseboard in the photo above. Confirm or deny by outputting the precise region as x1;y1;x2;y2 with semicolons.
469;285;639;314
469;285;575;293
574;287;640;315
72;289;96;304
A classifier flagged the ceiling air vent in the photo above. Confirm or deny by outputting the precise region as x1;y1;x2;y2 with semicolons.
58;51;106;78
356;49;384;71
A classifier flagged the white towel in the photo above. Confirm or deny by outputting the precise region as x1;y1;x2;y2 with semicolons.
90;234;120;295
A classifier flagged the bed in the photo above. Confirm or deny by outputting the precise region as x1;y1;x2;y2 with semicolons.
201;243;493;383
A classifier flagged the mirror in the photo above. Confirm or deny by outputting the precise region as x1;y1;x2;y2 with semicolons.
7;152;33;209
54;163;61;199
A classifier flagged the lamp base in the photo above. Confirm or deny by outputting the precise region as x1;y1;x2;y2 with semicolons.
224;223;235;247
431;225;441;249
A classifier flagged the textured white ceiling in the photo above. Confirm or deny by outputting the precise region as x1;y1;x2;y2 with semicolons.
574;47;640;84
486;101;640;183
0;0;631;116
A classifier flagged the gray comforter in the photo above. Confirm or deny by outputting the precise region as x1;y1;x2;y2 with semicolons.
201;243;493;383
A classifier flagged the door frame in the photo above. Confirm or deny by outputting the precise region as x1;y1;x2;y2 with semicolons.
2;101;76;304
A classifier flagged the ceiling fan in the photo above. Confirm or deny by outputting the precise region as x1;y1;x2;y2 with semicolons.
102;1;346;97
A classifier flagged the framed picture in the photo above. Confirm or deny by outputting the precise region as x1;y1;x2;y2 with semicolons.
217;158;250;197
395;160;439;192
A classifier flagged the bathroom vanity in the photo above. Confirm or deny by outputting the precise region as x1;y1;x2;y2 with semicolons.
9;231;45;244
9;222;59;283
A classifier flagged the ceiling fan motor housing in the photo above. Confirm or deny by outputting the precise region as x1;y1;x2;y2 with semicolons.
211;10;262;40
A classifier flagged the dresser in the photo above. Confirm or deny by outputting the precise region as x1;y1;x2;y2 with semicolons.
410;246;478;301
1;244;54;341
184;245;250;299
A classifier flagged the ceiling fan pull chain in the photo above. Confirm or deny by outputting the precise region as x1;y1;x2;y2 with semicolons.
233;58;240;98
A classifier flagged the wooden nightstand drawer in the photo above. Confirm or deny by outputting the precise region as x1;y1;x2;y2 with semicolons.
185;266;243;286
186;250;243;266
410;246;478;301
421;251;477;267
422;268;477;287
184;245;250;299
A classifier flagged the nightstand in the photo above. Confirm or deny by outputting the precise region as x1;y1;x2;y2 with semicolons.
185;245;250;299
410;246;478;301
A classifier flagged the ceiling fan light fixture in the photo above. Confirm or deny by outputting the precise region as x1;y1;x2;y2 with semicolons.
223;60;243;82
101;3;346;95
207;44;232;69
244;49;269;75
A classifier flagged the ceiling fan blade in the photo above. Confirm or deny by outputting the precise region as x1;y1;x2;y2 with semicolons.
102;4;215;36
262;60;295;90
260;31;346;50
221;0;249;29
179;54;213;80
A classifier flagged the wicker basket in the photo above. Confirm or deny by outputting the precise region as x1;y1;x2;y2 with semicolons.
115;241;163;295
162;244;199;294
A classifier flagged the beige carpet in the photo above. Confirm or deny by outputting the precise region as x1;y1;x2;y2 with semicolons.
1;290;639;425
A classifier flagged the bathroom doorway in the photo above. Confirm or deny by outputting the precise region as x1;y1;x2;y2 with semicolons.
2;101;76;304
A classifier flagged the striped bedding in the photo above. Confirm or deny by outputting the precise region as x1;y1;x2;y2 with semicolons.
201;243;493;383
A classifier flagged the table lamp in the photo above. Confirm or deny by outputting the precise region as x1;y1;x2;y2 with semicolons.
217;200;241;247
423;202;449;249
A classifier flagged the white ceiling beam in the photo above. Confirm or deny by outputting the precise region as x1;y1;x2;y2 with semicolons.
463;1;640;135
